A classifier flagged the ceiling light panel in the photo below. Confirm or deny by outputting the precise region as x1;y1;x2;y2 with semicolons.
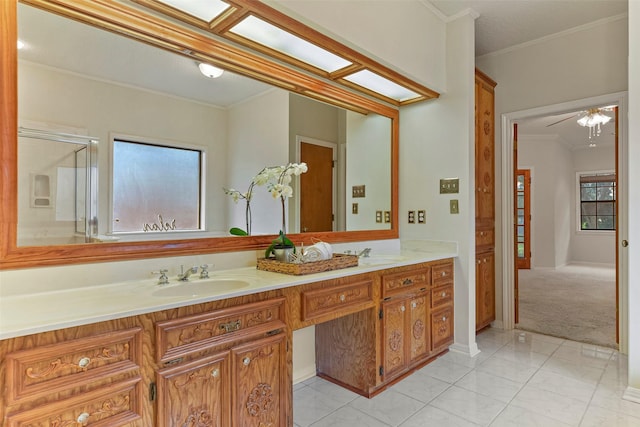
229;15;352;73
157;0;230;21
344;70;421;102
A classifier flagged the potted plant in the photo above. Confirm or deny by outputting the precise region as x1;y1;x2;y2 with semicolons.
265;230;296;262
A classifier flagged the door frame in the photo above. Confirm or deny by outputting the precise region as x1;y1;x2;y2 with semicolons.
500;91;628;352
295;135;338;233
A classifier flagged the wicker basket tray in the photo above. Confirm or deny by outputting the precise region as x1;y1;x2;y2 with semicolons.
256;253;359;275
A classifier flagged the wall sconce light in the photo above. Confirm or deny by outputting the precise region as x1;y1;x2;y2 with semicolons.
198;62;224;78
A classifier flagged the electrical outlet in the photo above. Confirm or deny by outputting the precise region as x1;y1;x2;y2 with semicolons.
418;210;426;224
376;211;382;223
440;178;459;194
384;211;391;223
450;199;459;214
408;211;415;223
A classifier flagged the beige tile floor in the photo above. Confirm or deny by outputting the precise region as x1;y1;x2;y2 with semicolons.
293;328;639;426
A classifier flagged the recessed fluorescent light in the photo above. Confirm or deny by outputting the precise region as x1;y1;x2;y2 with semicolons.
229;15;352;73
157;0;230;21
343;70;420;102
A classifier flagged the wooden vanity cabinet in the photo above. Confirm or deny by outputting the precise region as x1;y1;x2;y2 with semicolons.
155;298;288;427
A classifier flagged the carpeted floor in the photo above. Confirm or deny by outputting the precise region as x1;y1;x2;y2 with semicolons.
517;264;617;348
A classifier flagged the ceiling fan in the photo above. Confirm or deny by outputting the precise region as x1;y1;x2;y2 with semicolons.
546;105;616;139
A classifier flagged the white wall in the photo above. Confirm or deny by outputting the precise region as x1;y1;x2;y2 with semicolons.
399;13;478;355
476;15;628;324
626;0;640;397
518;135;573;268
227;89;290;235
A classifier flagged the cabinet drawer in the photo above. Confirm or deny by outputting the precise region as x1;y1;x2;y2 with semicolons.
431;284;453;309
476;228;494;249
431;306;454;350
302;280;373;321
5;377;142;427
381;268;430;299
432;260;454;286
156;298;286;364
5;327;142;405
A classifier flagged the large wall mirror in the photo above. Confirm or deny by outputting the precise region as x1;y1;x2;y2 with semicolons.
0;0;402;269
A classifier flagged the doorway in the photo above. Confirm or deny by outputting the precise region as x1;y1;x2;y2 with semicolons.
298;137;337;233
501;92;628;351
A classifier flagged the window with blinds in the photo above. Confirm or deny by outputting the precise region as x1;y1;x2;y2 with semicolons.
579;172;616;231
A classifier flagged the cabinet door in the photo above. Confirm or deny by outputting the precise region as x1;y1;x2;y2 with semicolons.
232;333;287;427
409;294;429;364
431;306;454;351
475;78;495;223
476;251;496;330
157;351;230;427
381;299;407;379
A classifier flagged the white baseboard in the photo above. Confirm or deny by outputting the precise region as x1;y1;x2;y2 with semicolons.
293;365;317;385
623;386;640;403
450;342;480;357
490;320;504;329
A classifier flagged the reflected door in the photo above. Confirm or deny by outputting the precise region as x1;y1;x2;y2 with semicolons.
300;141;334;232
516;169;531;269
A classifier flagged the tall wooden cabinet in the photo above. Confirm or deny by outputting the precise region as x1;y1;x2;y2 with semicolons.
475;69;497;331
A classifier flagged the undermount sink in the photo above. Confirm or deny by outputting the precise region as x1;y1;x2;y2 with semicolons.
358;255;407;265
152;279;250;297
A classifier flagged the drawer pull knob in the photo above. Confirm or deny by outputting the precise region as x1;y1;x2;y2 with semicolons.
220;320;241;333
243;357;251;366
477;259;481;264
411;301;417;309
403;278;413;286
401;305;406;312
441;292;447;297
77;412;90;424
442;316;447;322
340;294;346;302
441;272;446;277
78;357;91;369
211;368;219;378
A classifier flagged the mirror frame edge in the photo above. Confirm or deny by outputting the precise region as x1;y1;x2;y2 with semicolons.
0;0;399;270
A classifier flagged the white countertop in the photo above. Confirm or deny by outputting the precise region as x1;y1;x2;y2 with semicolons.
0;246;456;340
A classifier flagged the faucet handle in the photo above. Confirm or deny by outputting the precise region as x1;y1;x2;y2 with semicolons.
152;269;169;285
199;264;212;279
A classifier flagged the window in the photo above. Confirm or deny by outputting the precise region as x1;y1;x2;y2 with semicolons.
112;138;203;233
579;172;615;231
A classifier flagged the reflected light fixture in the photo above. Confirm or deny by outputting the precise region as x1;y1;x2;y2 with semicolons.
17;39;25;49
577;108;611;139
198;62;224;78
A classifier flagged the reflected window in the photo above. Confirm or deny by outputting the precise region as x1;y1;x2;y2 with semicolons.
112;139;203;233
579;172;615;231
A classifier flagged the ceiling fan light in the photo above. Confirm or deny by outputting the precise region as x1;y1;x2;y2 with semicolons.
198;62;224;78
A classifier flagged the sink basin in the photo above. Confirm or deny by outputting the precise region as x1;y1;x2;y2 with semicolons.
152;279;250;297
359;255;407;265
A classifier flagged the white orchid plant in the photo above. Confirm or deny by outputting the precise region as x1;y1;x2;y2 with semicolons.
224;162;308;243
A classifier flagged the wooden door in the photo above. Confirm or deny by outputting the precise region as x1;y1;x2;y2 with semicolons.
381;298;407;379
157;351;230;427
516;169;531;269
476;251;496;329
231;333;287;427
409;293;429;363
513;123;519;324
300;142;333;232
475;77;495;226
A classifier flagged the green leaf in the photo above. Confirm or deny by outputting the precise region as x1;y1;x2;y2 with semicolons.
229;227;248;236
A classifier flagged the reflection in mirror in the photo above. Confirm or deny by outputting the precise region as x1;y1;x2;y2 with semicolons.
16;2;392;248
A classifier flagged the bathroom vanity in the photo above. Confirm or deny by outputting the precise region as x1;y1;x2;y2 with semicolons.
0;253;454;426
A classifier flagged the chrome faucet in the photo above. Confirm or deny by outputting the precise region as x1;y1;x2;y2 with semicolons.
177;265;198;281
358;248;372;258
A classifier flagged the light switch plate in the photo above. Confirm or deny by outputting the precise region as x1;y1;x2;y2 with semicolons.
440;178;459;194
450;199;459;214
352;185;366;198
352;203;358;214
